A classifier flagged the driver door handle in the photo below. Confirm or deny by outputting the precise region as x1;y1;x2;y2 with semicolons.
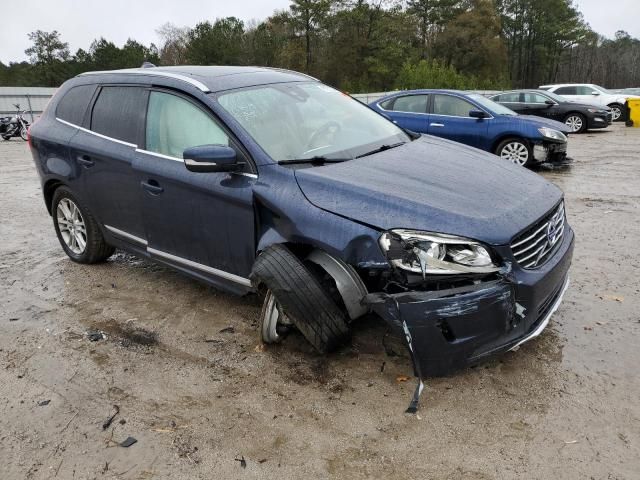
430;123;444;127
141;179;164;195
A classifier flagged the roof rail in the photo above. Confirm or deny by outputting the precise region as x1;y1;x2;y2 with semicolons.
78;69;210;93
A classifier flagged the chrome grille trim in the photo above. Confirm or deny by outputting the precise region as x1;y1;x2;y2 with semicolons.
511;202;565;269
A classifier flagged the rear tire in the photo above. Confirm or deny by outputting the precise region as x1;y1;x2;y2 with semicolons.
495;138;532;167
251;244;350;353
564;113;586;133
52;186;115;264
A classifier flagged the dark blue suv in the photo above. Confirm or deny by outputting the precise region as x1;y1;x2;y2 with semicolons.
29;66;573;381
370;90;572;167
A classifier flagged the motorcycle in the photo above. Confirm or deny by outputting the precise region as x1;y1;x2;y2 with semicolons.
1;104;30;141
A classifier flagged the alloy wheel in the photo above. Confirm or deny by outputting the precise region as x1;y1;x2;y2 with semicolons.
261;290;287;343
56;198;87;254
610;106;622;121
565;115;583;132
500;141;529;166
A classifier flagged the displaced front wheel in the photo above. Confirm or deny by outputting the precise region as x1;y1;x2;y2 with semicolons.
252;244;350;353
496;138;531;167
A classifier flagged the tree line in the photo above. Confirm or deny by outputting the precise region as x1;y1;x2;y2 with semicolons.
1;0;639;92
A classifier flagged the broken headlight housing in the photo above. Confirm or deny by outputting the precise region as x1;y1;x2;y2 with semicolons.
378;229;500;276
538;127;567;143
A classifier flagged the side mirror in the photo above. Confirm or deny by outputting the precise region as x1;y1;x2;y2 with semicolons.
469;109;488;119
183;145;244;173
545;100;555;106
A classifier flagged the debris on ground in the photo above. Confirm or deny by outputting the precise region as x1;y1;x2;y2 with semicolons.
87;330;106;342
102;405;120;430
37;399;51;406
396;375;410;383
219;326;235;334
235;456;247;468
119;436;137;448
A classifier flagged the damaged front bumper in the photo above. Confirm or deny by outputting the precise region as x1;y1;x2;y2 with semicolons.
533;141;572;165
365;227;574;377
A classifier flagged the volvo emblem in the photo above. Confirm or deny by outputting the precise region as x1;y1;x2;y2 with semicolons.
546;219;558;245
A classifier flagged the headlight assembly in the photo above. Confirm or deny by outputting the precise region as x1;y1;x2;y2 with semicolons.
538;127;567;142
378;229;500;276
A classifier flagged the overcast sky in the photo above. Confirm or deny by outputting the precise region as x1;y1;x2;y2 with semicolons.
2;0;639;64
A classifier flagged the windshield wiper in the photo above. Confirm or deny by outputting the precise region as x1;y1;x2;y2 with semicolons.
355;141;406;159
278;156;348;165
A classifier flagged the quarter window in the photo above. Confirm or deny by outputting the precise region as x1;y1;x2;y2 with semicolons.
145;91;229;159
91;87;146;144
389;95;428;114
56;84;96;126
432;95;475;117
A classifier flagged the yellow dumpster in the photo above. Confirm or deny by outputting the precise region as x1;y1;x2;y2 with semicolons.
626;98;640;127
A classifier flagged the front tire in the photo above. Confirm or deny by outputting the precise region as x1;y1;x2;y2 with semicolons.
495;138;532;167
20;127;28;141
52;187;114;264
564;113;586;133
251;244;350;353
608;103;624;122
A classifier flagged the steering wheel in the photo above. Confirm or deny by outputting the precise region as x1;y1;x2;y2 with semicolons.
307;121;341;150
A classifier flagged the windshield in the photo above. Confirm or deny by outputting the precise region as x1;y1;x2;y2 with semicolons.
467;94;517;116
217;82;409;162
541;90;566;103
593;85;614;94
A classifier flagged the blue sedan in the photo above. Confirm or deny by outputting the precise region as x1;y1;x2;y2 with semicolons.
370;90;571;167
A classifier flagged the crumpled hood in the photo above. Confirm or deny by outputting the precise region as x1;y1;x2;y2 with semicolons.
512;114;571;134
294;136;562;245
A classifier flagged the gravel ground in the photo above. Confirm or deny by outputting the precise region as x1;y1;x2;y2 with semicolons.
1;124;639;479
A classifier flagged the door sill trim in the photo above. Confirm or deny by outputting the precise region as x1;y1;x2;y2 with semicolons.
105;225;148;246
148;247;252;287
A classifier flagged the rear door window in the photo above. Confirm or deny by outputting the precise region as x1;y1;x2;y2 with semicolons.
145;91;229;159
55;84;96;126
432;95;475;117
576;86;598;95
389;95;428;114
90;86;147;145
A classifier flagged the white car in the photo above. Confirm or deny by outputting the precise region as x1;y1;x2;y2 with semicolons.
539;83;631;121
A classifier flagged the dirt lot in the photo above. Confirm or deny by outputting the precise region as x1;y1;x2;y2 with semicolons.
1;125;639;479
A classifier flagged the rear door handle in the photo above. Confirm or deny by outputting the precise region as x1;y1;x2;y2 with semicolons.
141;179;164;195
430;123;445;127
77;155;94;167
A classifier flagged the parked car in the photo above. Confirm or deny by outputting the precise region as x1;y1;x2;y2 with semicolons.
29;66;573;383
538;83;633;121
489;89;611;133
370;89;571;167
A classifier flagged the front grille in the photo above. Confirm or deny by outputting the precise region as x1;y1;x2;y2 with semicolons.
511;202;565;269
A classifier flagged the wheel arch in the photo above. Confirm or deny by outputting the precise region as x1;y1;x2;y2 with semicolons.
491;134;529;154
43;179;66;215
